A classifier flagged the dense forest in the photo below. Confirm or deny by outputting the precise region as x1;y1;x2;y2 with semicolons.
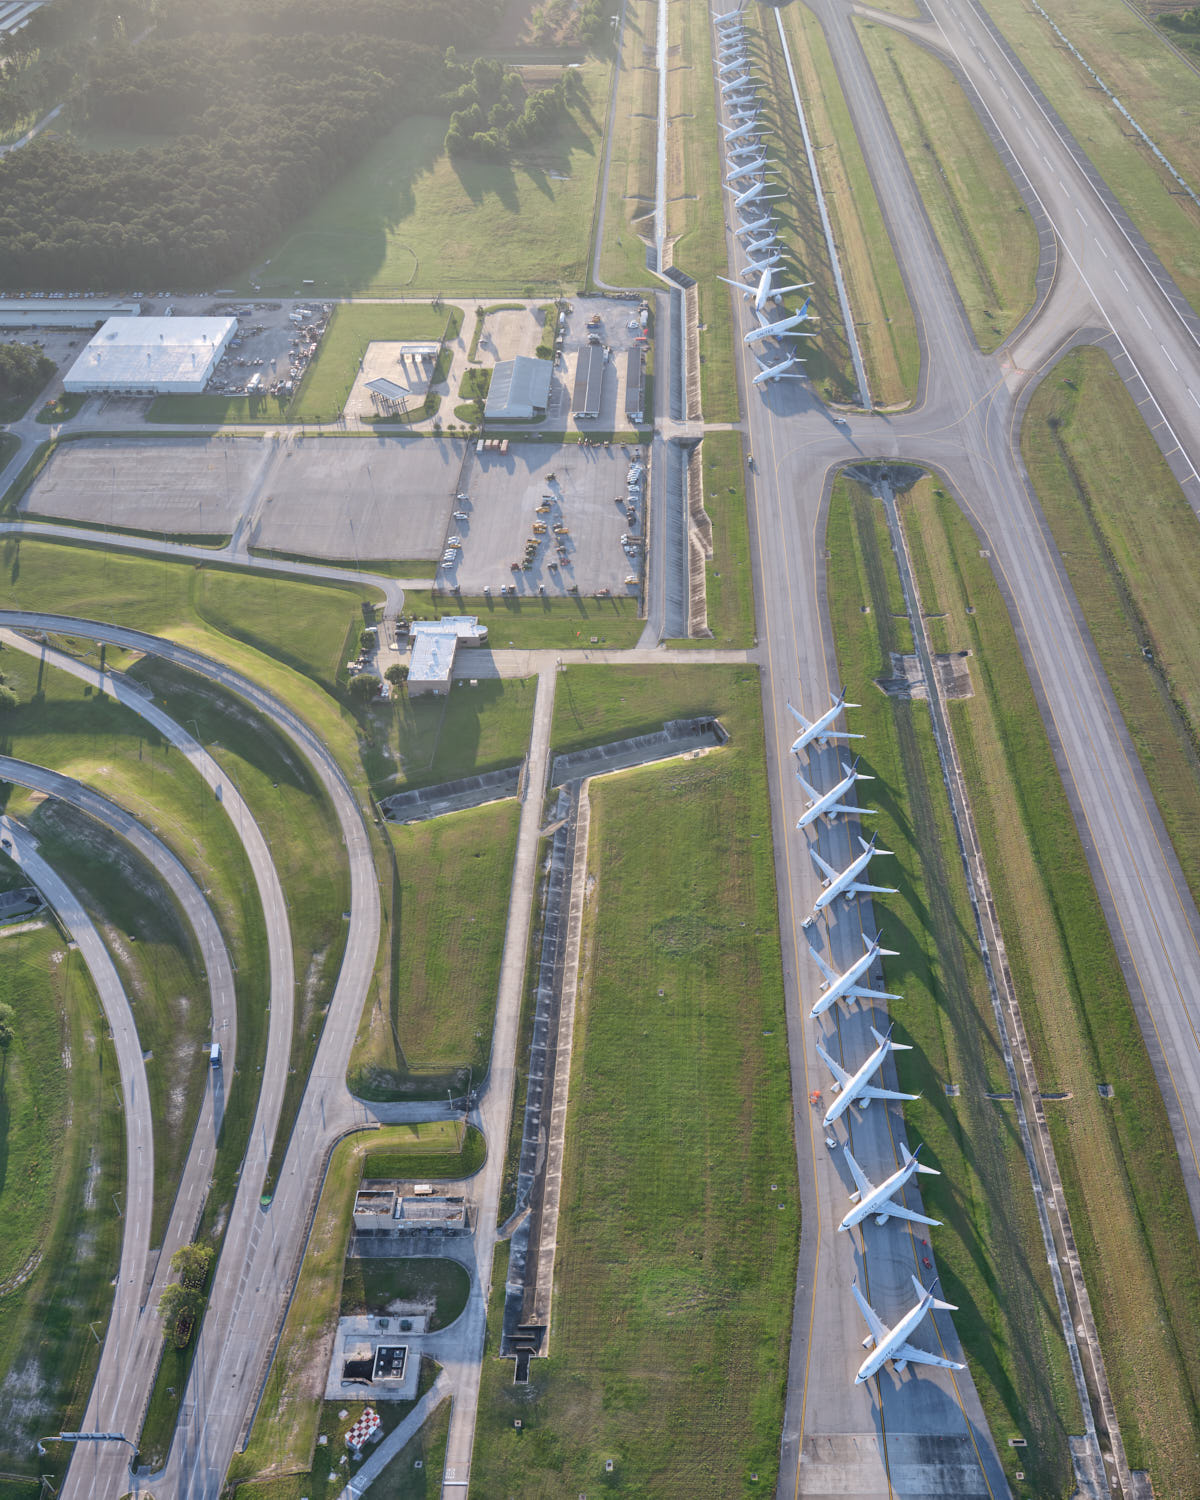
0;0;503;287
444;54;582;159
0;340;55;398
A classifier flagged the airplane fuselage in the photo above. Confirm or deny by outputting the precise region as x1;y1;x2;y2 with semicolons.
856;1298;936;1384
840;1156;923;1232
809;942;884;1017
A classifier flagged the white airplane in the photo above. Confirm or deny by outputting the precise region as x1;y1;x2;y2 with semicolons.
809;833;896;912
734;223;776;243
840;1143;940;1233
725;155;771;183
744;247;783;267
722;264;812;312
713;5;743;20
718;56;748;75
743;306;816;346
728;179;782;211
723;121;758;141
786;689;862;752
727;136;764;155
806;930;899;1017
752;353;805;385
852;1277;965;1385
815;1023;917;1127
796;757;875;829
721;75;755;94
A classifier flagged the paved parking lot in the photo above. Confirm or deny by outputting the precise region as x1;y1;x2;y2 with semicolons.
439;440;649;598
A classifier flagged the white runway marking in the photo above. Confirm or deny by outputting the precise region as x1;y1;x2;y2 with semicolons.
1161;345;1179;372
1137;304;1151;327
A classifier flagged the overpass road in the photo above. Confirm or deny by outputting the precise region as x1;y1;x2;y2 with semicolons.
706;0;1200;1497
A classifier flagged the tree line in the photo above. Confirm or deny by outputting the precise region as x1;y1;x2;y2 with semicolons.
444;54;584;160
0;340;55;399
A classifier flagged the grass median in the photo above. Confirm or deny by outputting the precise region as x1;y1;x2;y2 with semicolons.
349;800;520;1100
671;430;755;647
826;474;1078;1497
401;589;643;649
857;22;1037;350
0;923;124;1489
595;0;657;291
900;474;1200;1493
472;665;796;1494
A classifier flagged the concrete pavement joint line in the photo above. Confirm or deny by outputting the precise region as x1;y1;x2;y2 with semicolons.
770;6;872;409
879;480;1115;1496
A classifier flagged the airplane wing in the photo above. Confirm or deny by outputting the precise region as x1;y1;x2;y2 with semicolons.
806;945;838;986
823;798;874;819
891;1342;964;1371
851;1281;889;1344
877;1200;941;1228
815;1040;851;1092
848;879;898;897
859;1083;920;1104
843;1147;873;1200
847;981;902;1002
810;845;838;882
796;770;821;803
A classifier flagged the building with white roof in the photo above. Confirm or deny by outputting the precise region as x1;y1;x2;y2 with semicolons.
408;616;488;696
0;298;140;329
63;316;236;395
484;356;552;422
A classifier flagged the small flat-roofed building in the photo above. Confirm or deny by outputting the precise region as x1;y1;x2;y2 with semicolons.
485;355;552;422
408;616;488;697
63;316;236;394
353;1187;397;1233
0;297;139;329
395;1194;469;1234
572;343;606;419
625;348;645;423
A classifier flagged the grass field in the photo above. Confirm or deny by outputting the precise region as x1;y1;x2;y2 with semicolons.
340;1257;470;1329
552;660;757;753
0;923;124;1487
1022;346;1200;911
349;800;520;1099
899;476;1200;1491
857;23;1037;350
362;1119;486;1179
0;432;21;470
594;0;657;291
401;589;643;648
983;0;1200;309
34;393;86;425
471;667;796;1494
229;1127;452;1488
779;3;919;406
237;66;610;299
687;430;755;647
825;476;1078;1497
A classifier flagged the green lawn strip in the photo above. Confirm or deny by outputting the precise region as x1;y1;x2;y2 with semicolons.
1022;347;1200;903
228;1127;446;1487
371;1395;449;1500
856;23;1037;351
0;432;20;470
460;367;492;402
402;590;643;648
826;476;1078;1496
27;804;210;1246
245;548;436;580
349;801;519;1101
340;1258;470;1330
982;0;1200;309
697;430;755;646
34;393;87;425
472;672;796;1495
497;828;547;1227
552;660;759;754
750;6;858;402
362;1120;487;1180
0;925;124;1486
780;4;918;406
238;64;610;299
366;675;537;796
290;304;463;424
673;0;738;421
1;437;53;512
129;657;351;1199
595;0;656;290
901;478;1200;1491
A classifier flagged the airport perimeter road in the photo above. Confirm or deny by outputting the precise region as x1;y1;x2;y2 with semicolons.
0;812;158;1465
709;0;1200;1495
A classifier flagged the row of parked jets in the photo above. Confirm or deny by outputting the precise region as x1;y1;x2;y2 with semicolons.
785;680;966;1385
712;5;815;387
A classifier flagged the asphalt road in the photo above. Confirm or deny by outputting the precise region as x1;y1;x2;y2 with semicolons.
710;0;1200;1495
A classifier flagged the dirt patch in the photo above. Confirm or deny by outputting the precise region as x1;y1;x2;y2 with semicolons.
875;649;974;700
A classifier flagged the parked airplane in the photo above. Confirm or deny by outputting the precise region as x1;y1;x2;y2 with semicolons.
815;1023;917;1126
725;155;771;183
727;179;783;211
743;304;816;346
713;6;744;22
723;264;810;312
852;1277;965;1385
806;931;899;1017
809;833;896;913
733;222;776;242
721;75;755;94
718;56;748;75
752;353;805;385
744;245;784;267
786;689;862;752
839;1143;940;1233
796;757;874;829
723;120;759;142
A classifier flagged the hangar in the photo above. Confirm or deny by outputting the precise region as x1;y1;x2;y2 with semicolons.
0;297;139;329
484;356;552;422
63;316;236;395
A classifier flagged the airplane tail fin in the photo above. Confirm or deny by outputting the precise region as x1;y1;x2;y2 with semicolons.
913;1274;958;1312
866;931;900;959
870;1023;911;1052
902;1142;941;1176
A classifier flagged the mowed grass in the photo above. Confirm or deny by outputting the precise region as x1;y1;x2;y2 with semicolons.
900;477;1200;1491
401;590;643;648
825;476;1078;1497
682;430;755;647
1022;346;1200;909
362;1119;486;1179
229;1126;451;1488
595;0;657;291
340;1257;470;1330
552;660;757;753
857;23;1037;350
779;3;918;406
983;0;1200;307
238;66;610;298
0;922;124;1487
349;800;520;1100
471;669;797;1494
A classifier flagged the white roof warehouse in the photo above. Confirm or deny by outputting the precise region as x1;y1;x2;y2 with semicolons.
63;316;237;395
